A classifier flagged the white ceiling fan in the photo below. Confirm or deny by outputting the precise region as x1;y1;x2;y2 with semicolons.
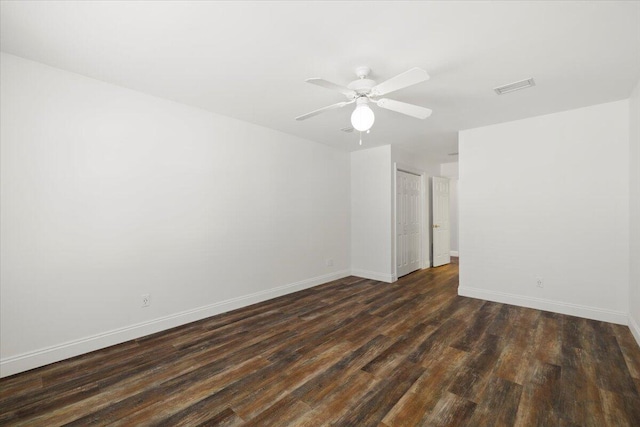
296;66;432;134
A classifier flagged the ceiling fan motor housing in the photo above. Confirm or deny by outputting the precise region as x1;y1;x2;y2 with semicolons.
348;78;376;95
347;66;376;95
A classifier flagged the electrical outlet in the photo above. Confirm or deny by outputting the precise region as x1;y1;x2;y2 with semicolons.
326;258;334;267
141;293;151;307
536;278;544;288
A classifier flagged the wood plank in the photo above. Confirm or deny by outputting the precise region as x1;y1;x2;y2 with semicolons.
467;376;523;426
232;340;355;420
241;395;311;426
333;361;425;426
292;334;393;406
160;407;243;427
422;392;477;427
532;313;562;366
382;345;469;426
361;322;434;378
285;370;380;426
558;355;607;427
598;387;640;426
451;301;501;352
106;355;270;426
448;333;505;403
513;360;562;426
493;314;538;385
612;324;640;379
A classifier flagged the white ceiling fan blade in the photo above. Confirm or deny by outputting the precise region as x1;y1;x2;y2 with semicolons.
370;68;430;97
306;78;356;98
376;98;432;119
295;100;353;121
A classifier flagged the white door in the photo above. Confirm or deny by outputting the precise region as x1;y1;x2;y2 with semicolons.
432;176;451;267
397;170;422;277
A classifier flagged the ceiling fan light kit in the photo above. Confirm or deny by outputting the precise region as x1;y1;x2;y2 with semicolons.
351;98;375;132
296;66;433;141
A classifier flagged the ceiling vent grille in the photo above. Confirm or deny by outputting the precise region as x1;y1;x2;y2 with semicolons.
494;78;535;95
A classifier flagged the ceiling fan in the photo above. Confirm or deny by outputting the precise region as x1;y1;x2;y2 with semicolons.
296;66;432;134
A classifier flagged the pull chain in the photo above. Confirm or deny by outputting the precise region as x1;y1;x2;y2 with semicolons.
358;129;371;146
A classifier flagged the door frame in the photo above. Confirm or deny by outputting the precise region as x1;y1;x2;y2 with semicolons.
392;162;429;282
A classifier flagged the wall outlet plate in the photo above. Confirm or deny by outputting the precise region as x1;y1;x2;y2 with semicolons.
141;293;151;307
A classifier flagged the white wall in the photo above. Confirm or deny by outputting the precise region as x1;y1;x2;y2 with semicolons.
440;162;459;179
459;100;630;324
350;145;393;282
440;162;459;255
629;78;640;344
0;53;351;376
350;145;441;282
448;181;459;255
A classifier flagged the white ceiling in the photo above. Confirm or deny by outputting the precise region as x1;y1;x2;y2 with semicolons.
1;1;639;162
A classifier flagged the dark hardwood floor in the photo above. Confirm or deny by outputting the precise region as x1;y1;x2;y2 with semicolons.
1;259;639;426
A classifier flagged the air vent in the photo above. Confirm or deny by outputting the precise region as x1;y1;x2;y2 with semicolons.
341;127;354;133
494;78;535;95
448;152;459;156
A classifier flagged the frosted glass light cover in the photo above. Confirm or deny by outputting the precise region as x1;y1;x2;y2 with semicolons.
351;104;375;132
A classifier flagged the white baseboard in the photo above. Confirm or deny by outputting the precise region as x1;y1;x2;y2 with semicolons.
350;269;395;283
458;286;628;325
450;250;459;257
0;269;350;378
629;314;640;348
